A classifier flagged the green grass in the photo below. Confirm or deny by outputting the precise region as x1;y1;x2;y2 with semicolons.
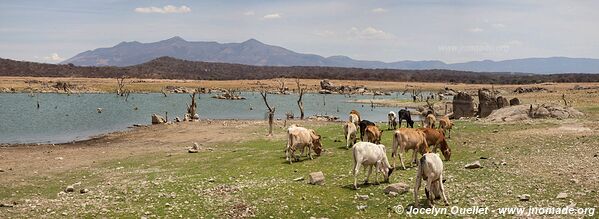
1;121;597;218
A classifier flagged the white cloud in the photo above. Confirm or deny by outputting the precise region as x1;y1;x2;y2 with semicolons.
468;27;484;33
349;27;395;40
263;13;281;19
492;23;506;28
371;8;387;13
243;11;255;16
134;5;191;14
43;53;64;62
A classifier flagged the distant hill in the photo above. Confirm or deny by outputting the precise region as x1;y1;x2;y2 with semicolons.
61;37;599;74
5;57;599;84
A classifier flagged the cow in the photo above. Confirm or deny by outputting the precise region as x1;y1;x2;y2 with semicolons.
397;108;414;128
438;115;453;139
417;128;451;161
387;111;398;130
423;114;436;129
343;122;358;149
286;125;323;164
359;120;375;141
352;142;394;189
414;153;449;207
363;125;383;144
391;128;431;170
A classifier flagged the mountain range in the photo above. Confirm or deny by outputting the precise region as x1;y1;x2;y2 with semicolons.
62;36;599;74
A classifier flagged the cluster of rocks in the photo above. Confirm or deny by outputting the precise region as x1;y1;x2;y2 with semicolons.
452;89;520;118
514;87;548;93
0;87;16;93
307;115;339;121
151;113;199;124
572;85;599;90
163;86;203;94
319;79;376;95
486;103;584;122
212;92;246;100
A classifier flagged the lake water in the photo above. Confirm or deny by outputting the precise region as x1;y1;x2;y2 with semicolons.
0;92;422;144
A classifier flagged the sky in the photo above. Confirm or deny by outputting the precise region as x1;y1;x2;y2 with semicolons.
1;0;598;64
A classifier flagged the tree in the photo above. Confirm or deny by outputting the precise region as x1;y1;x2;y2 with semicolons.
260;90;276;136
295;78;305;119
187;91;198;120
116;76;127;96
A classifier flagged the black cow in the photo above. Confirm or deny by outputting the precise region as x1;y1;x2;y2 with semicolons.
358;120;375;141
398;109;414;128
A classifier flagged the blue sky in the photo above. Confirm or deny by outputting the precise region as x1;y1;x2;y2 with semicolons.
1;0;598;63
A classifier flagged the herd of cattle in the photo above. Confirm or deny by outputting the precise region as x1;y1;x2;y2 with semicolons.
285;109;455;207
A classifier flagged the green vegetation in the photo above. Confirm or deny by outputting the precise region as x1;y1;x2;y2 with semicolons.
1;121;597;218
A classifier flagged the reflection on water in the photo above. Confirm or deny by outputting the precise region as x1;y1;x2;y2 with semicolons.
0;92;424;144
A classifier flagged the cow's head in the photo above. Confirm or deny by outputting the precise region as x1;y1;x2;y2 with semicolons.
440;140;451;161
310;131;323;156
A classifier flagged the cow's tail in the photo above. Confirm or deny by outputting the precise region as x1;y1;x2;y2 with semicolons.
391;130;400;158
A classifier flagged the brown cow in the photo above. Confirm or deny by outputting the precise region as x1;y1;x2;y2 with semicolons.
438;115;453;138
391;128;431;169
417;128;451;161
286;125;323;164
423;114;436;129
363;125;383;144
350;109;361;122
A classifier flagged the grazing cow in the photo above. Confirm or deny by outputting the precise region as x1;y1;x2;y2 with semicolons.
391;128;431;169
438;115;453;139
352;142;394;189
359;120;376;141
423;114;436;128
364;125;383;144
387;111;398;130
349;110;361;127
418;128;451;161
414;153;449;207
343;122;358;149
397;109;414;128
286;125;323;164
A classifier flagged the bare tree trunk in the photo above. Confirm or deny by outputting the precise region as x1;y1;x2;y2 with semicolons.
562;94;568;106
116;77;126;96
187;91;198;118
295;78;305;119
260;91;276;136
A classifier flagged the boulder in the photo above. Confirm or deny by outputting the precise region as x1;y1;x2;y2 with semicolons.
383;183;410;194
64;185;75;193
465;161;482;169
308;171;325;185
509;98;520;106
452;92;475;118
519;194;530;201
478;89;498;118
496;96;509;108
193;114;200;120
175;117;181;122
556;192;568;199
151;114;166;124
319;79;335;90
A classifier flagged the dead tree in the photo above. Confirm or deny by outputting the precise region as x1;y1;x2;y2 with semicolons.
260;90;276;136
116;77;127;96
276;79;287;94
295;78;305;119
187;91;198;119
562;94;569;106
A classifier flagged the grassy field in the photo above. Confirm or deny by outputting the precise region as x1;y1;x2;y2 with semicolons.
1;118;597;218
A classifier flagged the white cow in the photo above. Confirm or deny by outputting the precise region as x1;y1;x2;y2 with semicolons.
286;125;323;164
387;111;397;130
351;142;394;189
414;153;449;207
343;122;357;149
349;113;360;128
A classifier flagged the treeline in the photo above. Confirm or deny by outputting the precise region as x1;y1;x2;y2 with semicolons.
1;57;599;84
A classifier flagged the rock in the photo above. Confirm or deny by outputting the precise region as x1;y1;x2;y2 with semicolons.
308;171;325;185
207;178;215;182
0;168;4;172
96;108;102;113
387;191;398;197
478;88;498;118
509;98;520;106
452;92;475;118
519;194;530;201
356;194;369;201
293;177;305;181
556;192;568;199
496;96;509;108
570;178;579;184
465;161;482;169
151;114;166;124
64;186;75;193
356;205;367;211
175;117;181;122
55;157;63;160
193;114;200;120
383;183;410;194
188;142;200;153
80;188;89;194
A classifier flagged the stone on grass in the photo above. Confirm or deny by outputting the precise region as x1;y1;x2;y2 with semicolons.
188;142;200;153
556;192;568;199
465;161;482;169
293;177;305;181
64;185;75;193
80;188;89;194
519;194;530;201
356;205;367;211
308;171;325;185
383;183;410;195
388;191;398;197
356;194;369;201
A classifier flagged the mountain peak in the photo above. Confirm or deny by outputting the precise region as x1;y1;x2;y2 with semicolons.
162;36;186;43
241;38;263;45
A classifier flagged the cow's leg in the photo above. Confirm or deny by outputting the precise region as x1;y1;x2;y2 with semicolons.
364;165;372;185
307;145;313;160
414;171;422;207
346;132;351;149
448;129;451;139
440;175;449;206
412;149;418;167
426;179;434;206
399;146;407;170
353;162;361;189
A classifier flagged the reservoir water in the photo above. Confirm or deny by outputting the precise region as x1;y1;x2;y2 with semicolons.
0;92;421;144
